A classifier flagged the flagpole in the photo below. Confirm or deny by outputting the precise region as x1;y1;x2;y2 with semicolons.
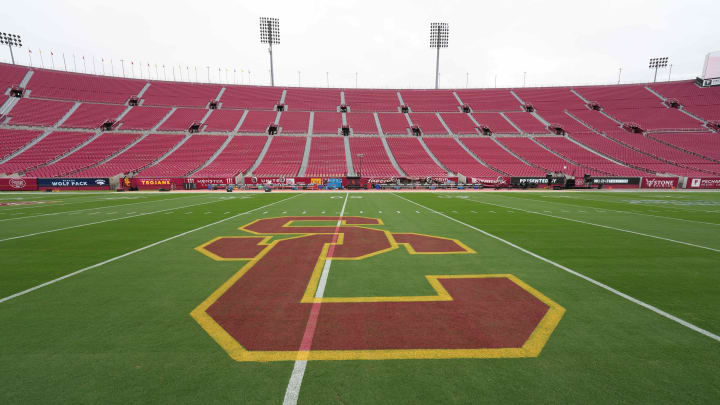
50;52;55;69
62;53;67;71
28;49;32;67
39;50;44;68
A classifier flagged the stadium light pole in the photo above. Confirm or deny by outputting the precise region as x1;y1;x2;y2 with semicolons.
0;32;22;64
649;57;669;83
429;22;448;89
260;17;280;86
618;67;622;84
668;64;673;81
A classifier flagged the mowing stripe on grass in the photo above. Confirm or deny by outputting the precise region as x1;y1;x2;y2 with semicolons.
469;198;720;254
500;194;720;227
0;194;299;304
283;192;349;405
0;196;235;243
394;193;720;343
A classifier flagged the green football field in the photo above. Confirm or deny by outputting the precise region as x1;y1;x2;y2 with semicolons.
1;190;719;404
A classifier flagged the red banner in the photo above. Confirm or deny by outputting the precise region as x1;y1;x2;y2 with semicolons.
641;177;679;189
687;178;720;189
0;178;38;191
131;178;185;189
186;178;236;187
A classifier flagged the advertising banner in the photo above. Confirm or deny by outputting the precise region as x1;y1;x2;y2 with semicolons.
186;178;236;187
37;178;110;190
588;177;641;188
471;177;508;186
687;178;720;189
130;178;184;189
0;177;38;191
641;177;679;189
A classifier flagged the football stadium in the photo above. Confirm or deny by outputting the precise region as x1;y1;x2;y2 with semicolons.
1;1;719;403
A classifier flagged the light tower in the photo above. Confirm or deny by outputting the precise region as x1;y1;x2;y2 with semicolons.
649;57;669;83
429;22;449;89
0;32;22;65
260;17;280;86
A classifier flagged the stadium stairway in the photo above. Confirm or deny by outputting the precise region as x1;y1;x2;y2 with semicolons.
245;136;273;177
380;137;406;177
344;136;355;176
297;136;312;176
54;102;82;128
492;136;542;170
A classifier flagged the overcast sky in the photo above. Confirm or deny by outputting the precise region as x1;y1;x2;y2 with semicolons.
2;0;719;89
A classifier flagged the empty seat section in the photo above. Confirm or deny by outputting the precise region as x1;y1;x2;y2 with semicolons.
0;131;94;175
192;136;267;178
203;109;246;132
278;111;310;134
514;87;586;112
305;137;347;177
252;136;305;177
440;113;477;135
649;132;720;161
498;137;589;175
26;133;140;177
138;135;226;177
423;138;500;177
602;106;704;131
569;132;690;176
567;110;621;133
284;88;340;111
220;86;282;109
604;132;720;174
575;85;661;110
472;112;519;134
455;89;521;111
142;81;220;107
0;63;29;93
346;112;378;134
400;89;459;112
120;106;172;130
650;81;720;121
313;112;342;135
535;136;644;176
378;113;409;135
385;137;447;177
409;113;448;135
157;108;207;131
460;137;544;176
503;112;548;134
7;98;74;126
74;134;184;177
27;69;144;103
60;103;126;129
238;110;277;133
344;89;399;112
0;129;44;161
348;137;399;178
535;110;589;133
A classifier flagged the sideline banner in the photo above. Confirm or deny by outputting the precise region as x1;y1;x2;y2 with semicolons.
0;178;38;191
131;178;184;189
37;178;110;190
641;177;679;189
687;178;720;189
186;178;236;187
588;177;640;188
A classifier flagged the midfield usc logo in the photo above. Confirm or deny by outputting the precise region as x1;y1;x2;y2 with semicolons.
192;217;564;361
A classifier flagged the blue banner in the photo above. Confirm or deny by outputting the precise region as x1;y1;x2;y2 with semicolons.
37;178;110;188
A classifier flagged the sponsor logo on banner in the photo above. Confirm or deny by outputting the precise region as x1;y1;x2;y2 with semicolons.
140;179;171;186
37;178;111;188
9;178;26;189
589;177;641;185
642;177;678;189
0;177;38;191
688;178;720;189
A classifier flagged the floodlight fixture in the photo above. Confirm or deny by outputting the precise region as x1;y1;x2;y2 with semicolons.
0;32;23;64
260;17;280;86
648;57;669;82
429;22;449;89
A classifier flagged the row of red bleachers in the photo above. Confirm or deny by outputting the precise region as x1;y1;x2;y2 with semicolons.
61;103;126;129
348;137;400;178
73;133;183;177
423;137;501;178
192;136;266;178
0;129;44;161
25;132;140;177
459;137;545;176
647;132;720;162
497;137;597;176
535;136;647;176
0;131;94;175
304;137;347;177
252;136;305;177
385;137;447;177
138;135;226;177
7;98;74;126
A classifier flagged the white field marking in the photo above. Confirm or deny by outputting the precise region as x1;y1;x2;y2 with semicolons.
396;211;401;214
0;199;227;243
204;212;211;214
185;212;193;215
282;211;287;214
489;210;495;213
471;198;720;254
263;211;268;214
416;210;421;213
127;212;136;215
378;210;383;214
321;211;326;214
0;195;201;222
225;211;231;214
360;210;364;214
107;212;117;215
283;192;349;405
165;212;174;215
0;194;300;304
501;194;720;227
471;210;477;214
302;211;307;214
393;194;720;343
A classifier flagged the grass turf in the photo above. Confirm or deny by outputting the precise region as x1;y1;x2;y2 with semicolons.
0;190;718;403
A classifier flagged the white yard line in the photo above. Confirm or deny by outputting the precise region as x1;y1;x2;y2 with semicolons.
468;198;720;254
394;193;720;343
283;192;349;405
0;194;299;304
0;196;255;243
